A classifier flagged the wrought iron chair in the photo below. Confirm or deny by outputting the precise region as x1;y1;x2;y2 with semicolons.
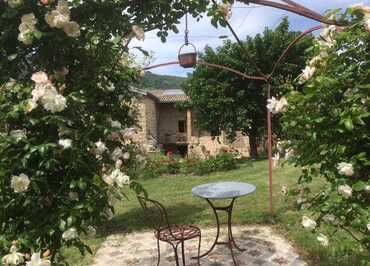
137;196;201;266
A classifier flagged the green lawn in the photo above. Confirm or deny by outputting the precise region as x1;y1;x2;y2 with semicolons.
63;160;369;266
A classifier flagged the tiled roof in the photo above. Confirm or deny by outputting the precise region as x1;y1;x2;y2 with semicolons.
148;89;189;103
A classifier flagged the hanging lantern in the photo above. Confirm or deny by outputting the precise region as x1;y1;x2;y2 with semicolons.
178;14;197;68
178;43;197;68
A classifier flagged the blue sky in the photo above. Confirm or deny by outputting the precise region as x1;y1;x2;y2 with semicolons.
130;0;370;77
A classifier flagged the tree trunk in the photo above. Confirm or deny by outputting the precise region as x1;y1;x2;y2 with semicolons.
249;135;258;158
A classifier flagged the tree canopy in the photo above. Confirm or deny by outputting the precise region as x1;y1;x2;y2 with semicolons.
183;18;313;157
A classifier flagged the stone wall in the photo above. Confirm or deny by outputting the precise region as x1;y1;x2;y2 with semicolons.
133;95;250;157
158;103;187;144
189;132;250;158
133;96;158;147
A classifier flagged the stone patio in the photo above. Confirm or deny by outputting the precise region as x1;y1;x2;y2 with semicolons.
91;225;307;266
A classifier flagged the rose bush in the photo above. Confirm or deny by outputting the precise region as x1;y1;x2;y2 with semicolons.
281;6;370;251
0;0;208;264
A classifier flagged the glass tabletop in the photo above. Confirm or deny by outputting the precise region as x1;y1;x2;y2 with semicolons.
192;182;256;199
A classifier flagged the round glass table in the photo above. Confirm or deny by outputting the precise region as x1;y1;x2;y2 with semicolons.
192;182;256;266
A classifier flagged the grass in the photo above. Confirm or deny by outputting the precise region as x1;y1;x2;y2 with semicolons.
63;159;369;266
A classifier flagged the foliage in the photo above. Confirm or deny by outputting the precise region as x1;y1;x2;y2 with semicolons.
137;153;237;178
136;72;186;91
281;7;370;251
0;0;209;264
183;18;313;157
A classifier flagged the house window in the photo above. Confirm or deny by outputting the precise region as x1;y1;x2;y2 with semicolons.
178;120;186;133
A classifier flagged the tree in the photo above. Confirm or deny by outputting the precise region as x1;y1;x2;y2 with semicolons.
183;18;313;158
0;0;208;264
281;6;370;251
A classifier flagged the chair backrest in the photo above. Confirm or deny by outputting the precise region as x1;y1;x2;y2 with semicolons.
137;196;171;232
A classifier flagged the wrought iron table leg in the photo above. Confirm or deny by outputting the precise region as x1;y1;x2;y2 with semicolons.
181;241;186;266
192;197;244;266
228;210;246;252
193;199;221;258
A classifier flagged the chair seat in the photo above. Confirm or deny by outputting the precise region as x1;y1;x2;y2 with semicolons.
156;225;200;242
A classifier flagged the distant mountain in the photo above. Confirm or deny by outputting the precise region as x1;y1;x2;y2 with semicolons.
136;71;186;91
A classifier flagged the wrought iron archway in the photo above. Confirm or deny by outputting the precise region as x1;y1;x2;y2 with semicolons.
143;0;343;213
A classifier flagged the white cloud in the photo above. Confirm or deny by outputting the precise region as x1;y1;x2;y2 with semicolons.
130;0;370;77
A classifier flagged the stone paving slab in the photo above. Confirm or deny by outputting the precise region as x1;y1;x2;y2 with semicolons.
91;225;307;266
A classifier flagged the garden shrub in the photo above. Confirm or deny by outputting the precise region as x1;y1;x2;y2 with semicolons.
138;152;237;178
0;0;208;264
212;153;237;171
278;6;370;252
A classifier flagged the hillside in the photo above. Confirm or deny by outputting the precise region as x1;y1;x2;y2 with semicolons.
137;71;186;91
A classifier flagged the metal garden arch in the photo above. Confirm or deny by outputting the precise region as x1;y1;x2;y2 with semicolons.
143;0;345;213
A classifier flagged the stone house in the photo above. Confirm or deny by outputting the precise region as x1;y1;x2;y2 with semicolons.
133;89;250;158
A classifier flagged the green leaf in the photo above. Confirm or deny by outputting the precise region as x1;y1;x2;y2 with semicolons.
353;181;365;192
344;118;354;131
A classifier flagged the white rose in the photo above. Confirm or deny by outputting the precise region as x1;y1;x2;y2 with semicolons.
266;97;288;114
10;129;26;141
364;185;370;193
336;162;354;177
272;153;280;168
299;66;316;84
19;22;35;34
281;185;288;196
111;147;123;161
317;233;329;247
115;173;130;188
8;0;23;8
320;25;336;42
2;251;24;265
18;30;33;45
45;10;70;29
53;94;67;112
32;85;46;102
123;152;130;160
284;148;294;160
95;140;107;155
350;3;370;13
102;173;116;186
25;252;51;266
31;72;49;84
367;223;370;231
58;139;72;149
302;216;317;230
318;39;336;50
132;25;145;41
63;21;81;38
275;97;288;113
41;86;67;113
338;184;352;198
11;173;30;193
62;227;78;241
266;97;278;113
21;13;37;25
